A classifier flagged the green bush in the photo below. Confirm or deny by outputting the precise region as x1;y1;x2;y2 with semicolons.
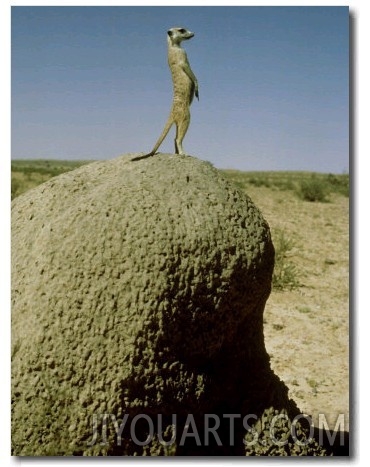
325;173;350;197
272;229;300;291
273;178;295;191
247;176;271;188
298;176;329;202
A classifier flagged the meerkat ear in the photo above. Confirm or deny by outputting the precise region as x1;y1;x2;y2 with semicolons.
167;30;173;37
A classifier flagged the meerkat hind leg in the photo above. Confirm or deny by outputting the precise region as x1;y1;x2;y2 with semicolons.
175;118;190;156
174;129;181;154
174;124;181;154
174;140;180;155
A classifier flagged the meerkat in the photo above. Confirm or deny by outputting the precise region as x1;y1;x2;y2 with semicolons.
132;27;199;161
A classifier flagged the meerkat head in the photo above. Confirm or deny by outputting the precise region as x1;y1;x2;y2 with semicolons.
167;27;194;46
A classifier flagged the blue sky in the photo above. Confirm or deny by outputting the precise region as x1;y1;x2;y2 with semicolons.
11;6;349;172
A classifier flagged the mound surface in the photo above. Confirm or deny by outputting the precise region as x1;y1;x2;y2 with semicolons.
12;153;325;455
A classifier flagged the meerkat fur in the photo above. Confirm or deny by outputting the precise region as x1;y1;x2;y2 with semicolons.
133;27;199;161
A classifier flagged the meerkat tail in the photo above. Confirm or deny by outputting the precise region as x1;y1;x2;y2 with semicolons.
131;116;174;162
148;115;174;156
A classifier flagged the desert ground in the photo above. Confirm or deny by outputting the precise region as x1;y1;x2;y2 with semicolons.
12;160;349;434
222;172;349;434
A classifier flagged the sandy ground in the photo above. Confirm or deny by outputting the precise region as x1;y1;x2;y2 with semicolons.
247;186;349;432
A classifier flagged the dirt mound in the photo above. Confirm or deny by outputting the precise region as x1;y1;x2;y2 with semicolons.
12;153;326;455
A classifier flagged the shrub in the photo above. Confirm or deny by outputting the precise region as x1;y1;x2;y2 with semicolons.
248;176;271;188
273;178;295;191
272;229;300;291
325;173;349;197
298;176;329;202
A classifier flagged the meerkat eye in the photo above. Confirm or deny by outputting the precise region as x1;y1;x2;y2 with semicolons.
179;28;186;34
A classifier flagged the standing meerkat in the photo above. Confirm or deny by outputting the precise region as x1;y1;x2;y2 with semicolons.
133;27;199;161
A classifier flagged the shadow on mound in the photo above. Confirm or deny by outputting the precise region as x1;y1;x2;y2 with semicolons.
106;308;341;456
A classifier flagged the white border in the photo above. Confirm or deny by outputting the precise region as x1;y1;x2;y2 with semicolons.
4;1;369;465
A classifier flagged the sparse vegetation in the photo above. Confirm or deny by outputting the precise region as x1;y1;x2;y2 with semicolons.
222;170;349;201
11;162;349;203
